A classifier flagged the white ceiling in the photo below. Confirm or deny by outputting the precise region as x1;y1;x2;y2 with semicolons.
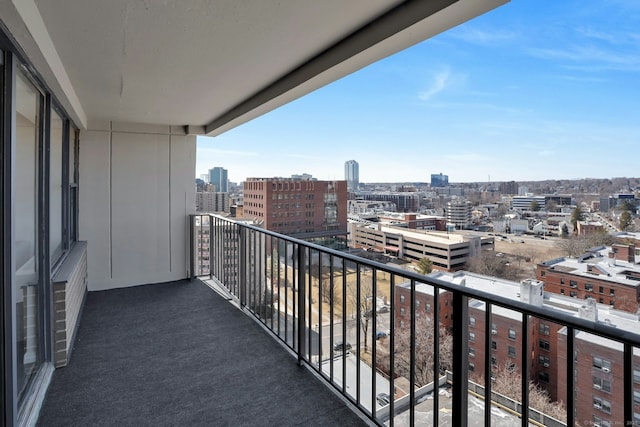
6;0;507;134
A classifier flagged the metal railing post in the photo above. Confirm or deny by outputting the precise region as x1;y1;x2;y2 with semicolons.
452;292;469;427
189;215;195;280
239;226;247;308
297;245;306;365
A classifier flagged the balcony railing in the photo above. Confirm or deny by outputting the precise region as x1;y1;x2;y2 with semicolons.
190;214;640;427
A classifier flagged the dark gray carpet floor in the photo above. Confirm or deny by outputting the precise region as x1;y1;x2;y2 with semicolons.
38;279;367;427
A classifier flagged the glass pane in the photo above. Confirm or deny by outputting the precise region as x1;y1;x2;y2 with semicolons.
15;70;43;401
50;109;63;262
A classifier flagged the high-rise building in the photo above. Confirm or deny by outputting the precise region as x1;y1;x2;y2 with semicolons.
243;177;347;237
446;200;472;229
431;173;449;188
208;167;228;192
344;160;359;192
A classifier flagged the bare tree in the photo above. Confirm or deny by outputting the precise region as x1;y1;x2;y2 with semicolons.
556;232;616;257
346;277;375;351
465;251;522;281
388;314;453;387
471;362;567;422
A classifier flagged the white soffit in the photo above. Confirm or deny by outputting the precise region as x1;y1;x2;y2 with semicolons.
15;0;507;133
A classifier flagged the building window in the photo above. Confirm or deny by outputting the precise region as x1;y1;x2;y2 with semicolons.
400;308;405;315
508;328;516;340
585;283;593;292
538;372;550;383
570;291;577;298
539;340;550;351
570;280;577;288
416;300;420;308
593;415;611;427
539;355;550;367
469;317;476;327
491;323;497;334
599;286;604;294
508;346;516;357
560;277;565;285
539;323;550;335
426;303;431;313
469;332;475;342
400;295;405;304
634;368;640;384
469;362;475;372
491;341;497;350
610;289;615;297
491;356;497;366
592;397;611;414
592;357;611;372
469;348;475;358
592;376;611;393
540;271;546;277
560;289;565;295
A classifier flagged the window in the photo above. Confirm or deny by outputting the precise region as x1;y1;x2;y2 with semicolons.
400;295;405;304
425;303;431;313
469;348;475;357
469;332;475;342
491;356;497;366
491;341;497;350
592;357;612;372
610;289;615;297
635;390;640;404
585;283;593;292
570;291;577;297
469;362;475;372
539;340;550;351
560;289;565;295
469;317;476;327
416;300;420;308
508;328;516;340
400;308;405;315
592;376;611;393
508;346;516;357
634;368;640;384
491;323;497;334
539;323;550;335
560;277;565;285
592;397;611;414
540;271;546;277
538;372;549;383
539;355;550;367
593;415;611;427
599;286;604;294
570;280;577;288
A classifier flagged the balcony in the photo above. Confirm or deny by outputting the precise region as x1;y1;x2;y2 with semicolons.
39;214;640;426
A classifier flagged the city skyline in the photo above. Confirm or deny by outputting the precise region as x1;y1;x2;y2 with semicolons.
196;0;640;184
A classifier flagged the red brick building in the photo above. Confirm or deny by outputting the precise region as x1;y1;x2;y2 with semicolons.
243;177;347;238
395;272;640;422
536;244;640;313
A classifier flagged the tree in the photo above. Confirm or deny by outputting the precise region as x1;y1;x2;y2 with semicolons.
530;200;540;212
346;278;374;351
545;199;558;213
390;314;453;387
465;251;522;281
556;232;616;257
619;210;633;231
570;206;584;233
471;362;567;422
416;258;433;275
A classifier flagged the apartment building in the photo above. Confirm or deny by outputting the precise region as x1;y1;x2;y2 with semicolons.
355;191;421;212
446;200;472;230
397;271;640;425
536;244;640;313
352;224;493;271
195;192;231;213
243;178;347;238
377;213;446;231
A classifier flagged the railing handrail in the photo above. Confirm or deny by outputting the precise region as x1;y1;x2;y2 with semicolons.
192;213;640;348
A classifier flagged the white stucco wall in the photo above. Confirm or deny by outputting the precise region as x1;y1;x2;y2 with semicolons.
79;122;196;291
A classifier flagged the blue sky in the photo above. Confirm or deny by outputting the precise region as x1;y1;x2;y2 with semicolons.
197;0;640;184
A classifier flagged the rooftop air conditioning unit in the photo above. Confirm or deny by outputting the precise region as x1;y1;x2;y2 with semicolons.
594;384;601;390
543;363;550;367
602;367;610;373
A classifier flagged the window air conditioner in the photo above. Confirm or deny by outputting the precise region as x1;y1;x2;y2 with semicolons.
594;384;601;390
593;403;602;409
491;330;497;335
543;363;550;367
601;367;610;373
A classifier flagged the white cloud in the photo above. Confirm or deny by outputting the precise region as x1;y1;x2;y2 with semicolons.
418;69;451;101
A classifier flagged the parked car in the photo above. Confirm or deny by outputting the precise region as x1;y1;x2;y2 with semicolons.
376;393;391;406
376;330;388;340
377;305;389;313
333;341;352;352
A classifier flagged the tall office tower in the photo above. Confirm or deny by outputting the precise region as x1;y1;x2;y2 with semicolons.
431;172;449;188
208;167;228;193
344;160;359;192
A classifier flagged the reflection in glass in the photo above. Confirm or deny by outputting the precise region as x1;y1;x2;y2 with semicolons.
50;109;63;262
15;70;42;401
